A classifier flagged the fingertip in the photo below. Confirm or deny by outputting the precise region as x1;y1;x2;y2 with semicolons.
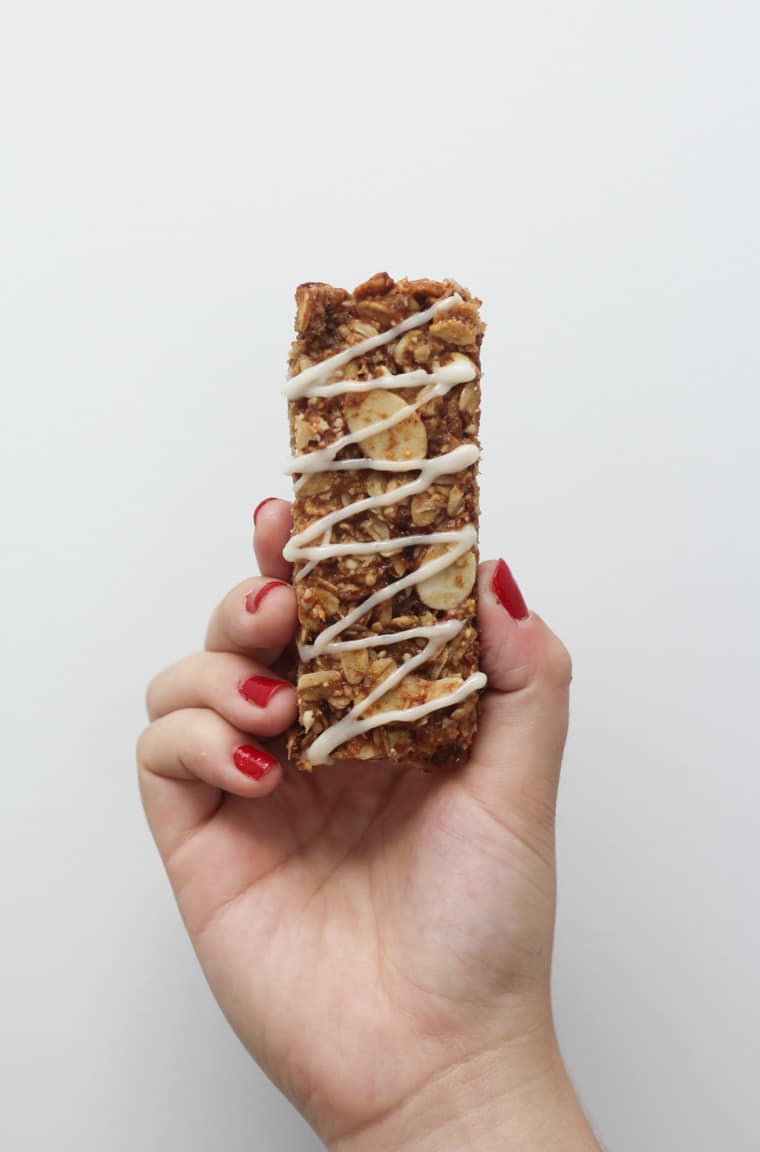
231;743;284;795
240;578;298;646
206;576;297;657
244;579;290;615
253;498;293;582
237;676;298;737
253;497;280;527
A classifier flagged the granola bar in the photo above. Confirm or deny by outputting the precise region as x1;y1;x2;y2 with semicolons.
283;272;486;769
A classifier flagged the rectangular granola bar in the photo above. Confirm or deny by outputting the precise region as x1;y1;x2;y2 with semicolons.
283;272;486;769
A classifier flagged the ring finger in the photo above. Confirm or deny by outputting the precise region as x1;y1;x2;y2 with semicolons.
146;651;297;739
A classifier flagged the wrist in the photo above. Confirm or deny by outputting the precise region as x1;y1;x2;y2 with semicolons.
329;1027;600;1152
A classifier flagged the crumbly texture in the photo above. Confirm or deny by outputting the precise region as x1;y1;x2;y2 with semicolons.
286;272;484;770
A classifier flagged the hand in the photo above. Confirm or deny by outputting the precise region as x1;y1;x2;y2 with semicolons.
138;500;599;1151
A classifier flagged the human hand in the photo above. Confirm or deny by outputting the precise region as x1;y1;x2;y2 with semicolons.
138;499;599;1151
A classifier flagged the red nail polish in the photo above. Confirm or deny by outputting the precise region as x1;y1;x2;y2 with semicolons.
245;580;286;613
253;497;278;526
239;675;288;707
233;744;278;780
492;558;529;620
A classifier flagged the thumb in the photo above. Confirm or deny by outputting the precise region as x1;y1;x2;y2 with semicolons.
461;559;573;819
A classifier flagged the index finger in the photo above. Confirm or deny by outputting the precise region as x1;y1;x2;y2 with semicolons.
253;497;293;581
205;576;296;662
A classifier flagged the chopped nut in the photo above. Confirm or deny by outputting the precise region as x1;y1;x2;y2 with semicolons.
390;615;417;629
429;317;477;345
411;489;443;527
295;290;312;334
390;554;407;577
374;599;393;628
393;332;417;367
354;742;378;759
367;474;386;498
294;413;314;452
429;303;482;347
294;282;350;339
353;271;395;299
399;278;449;300
301;581;340;619
311;579;340;616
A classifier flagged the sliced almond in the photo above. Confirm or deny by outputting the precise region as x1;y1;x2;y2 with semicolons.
446;485;464;517
297;471;333;496
345;388;427;462
458;380;480;414
356;298;398;325
370;674;464;714
362;515;390;541
366;473;386;498
393;332;416;367
349;320;379;339
340;648;369;685
298;670;343;701
367;656;397;687
417;546;477;610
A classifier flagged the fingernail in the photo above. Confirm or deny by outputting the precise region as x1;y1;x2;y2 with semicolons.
239;675;289;707
492;558;529;620
233;744;278;780
253;497;278;526
245;580;286;613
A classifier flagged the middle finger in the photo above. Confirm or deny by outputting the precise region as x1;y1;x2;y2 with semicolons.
146;650;297;738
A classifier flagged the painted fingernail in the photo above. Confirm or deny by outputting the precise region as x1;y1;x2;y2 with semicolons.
253;497;278;526
492;558;529;620
239;675;289;707
233;744;278;780
245;580;286;613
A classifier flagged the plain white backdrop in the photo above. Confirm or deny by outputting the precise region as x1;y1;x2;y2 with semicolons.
1;1;759;1148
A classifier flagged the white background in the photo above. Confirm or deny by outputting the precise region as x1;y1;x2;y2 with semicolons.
2;2;759;1148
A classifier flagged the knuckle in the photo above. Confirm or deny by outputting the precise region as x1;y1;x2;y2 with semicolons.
208;654;237;699
135;723;154;772
144;674;160;719
144;660;177;719
541;634;573;689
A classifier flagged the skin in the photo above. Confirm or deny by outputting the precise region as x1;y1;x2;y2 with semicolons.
138;499;600;1151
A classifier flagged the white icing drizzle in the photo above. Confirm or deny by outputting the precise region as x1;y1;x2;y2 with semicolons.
298;525;478;659
283;362;476;479
285;446;480;562
306;671;487;766
306;359;475;399
291;528;476;564
284;292;486;764
283;294;463;400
